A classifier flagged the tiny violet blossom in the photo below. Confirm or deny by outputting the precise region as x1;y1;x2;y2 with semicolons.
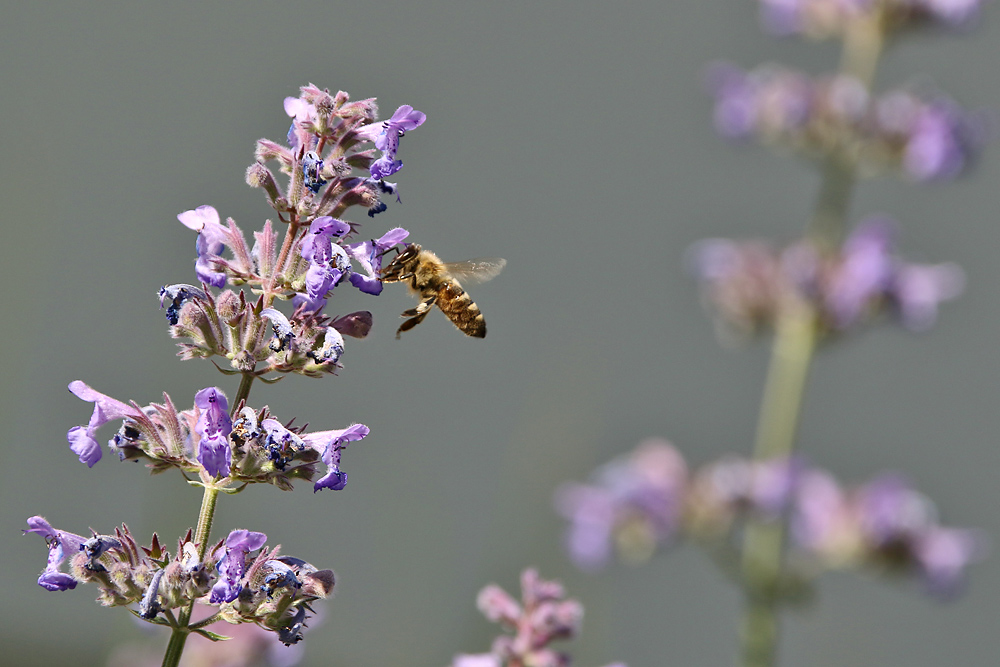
301;424;370;491
356;105;426;179
195;387;233;478
451;569;616;667
284;96;317;152
178;205;229;288
346;227;410;295
210;529;268;604
24;516;87;591
66;380;142;467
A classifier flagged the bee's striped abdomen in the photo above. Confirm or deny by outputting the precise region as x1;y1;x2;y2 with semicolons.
436;281;486;338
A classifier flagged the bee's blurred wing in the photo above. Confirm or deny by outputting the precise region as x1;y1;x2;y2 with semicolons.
444;258;507;284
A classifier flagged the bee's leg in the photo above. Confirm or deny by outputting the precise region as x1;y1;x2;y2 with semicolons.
401;294;436;317
396;295;436;339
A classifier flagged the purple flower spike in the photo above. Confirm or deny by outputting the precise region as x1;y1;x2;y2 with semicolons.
210;529;268;604
178;205;229;288
66;381;142;467
302;424;370;491
24;516;87;591
194;387;233;478
358;105;426;179
346;227;410;295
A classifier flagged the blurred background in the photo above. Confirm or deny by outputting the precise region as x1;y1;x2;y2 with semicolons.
2;2;998;665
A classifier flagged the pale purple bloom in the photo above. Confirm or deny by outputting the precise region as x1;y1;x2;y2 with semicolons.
66;380;142;467
555;440;688;570
903;102;969;181
825;217;896;329
856;474;934;548
891;262;965;331
24;516;87;591
195;387;232;478
178;205;229;288
454;569;591;667
210;529;267;604
705;64;757;139
302;423;370;491
261;418;307;471
346;227;410;295
923;0;981;25
159;283;206;325
296;218;353;313
301;151;327;194
262;307;294;351
357;105;426;179
284;96;317;151
914;527;987;597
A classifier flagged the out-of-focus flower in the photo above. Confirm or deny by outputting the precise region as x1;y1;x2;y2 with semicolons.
554;440;688;570
451;569;617;667
756;0;982;39
688;216;964;339
705;64;984;182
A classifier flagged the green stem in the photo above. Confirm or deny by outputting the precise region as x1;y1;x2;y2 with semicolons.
232;372;256;414
737;13;886;667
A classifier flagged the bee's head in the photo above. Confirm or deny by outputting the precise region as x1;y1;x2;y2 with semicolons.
380;243;421;281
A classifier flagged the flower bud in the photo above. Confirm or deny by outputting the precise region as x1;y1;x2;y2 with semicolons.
215;290;243;326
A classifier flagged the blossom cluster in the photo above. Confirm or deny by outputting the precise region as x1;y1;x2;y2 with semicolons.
66;380;366;491
757;0;983;39
169;84;426;376
687;216;964;339
555;441;985;598
451;569;624;667
706;63;983;181
24;518;332;645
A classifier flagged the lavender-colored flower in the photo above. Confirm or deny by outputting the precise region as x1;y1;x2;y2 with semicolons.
66;380;142;467
345;227;410;295
452;569;592;667
159;283;206;326
914;526;987;597
891;262;965;331
295;217;353;314
903;101;971;181
210;529;268;604
301;151;327;194
555;440;688;570
704;63;758;139
262;307;294;352
356;105;426;179
824;217;896;329
261;418;308;471
195;387;233;478
301;423;370;491
856;474;935;548
24;516;87;591
284;96;317;152
178;205;229;288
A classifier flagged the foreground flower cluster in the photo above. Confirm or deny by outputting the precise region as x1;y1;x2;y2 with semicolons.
556;441;986;598
28;84;426;658
25;519;333;644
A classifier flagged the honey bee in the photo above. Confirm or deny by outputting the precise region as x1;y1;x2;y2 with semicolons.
380;243;506;339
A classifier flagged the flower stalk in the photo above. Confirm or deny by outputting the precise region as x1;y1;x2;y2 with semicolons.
738;16;887;667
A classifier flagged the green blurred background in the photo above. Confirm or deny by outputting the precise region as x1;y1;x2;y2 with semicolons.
2;2;998;665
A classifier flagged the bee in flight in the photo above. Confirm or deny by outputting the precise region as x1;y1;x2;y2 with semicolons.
380;243;506;339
